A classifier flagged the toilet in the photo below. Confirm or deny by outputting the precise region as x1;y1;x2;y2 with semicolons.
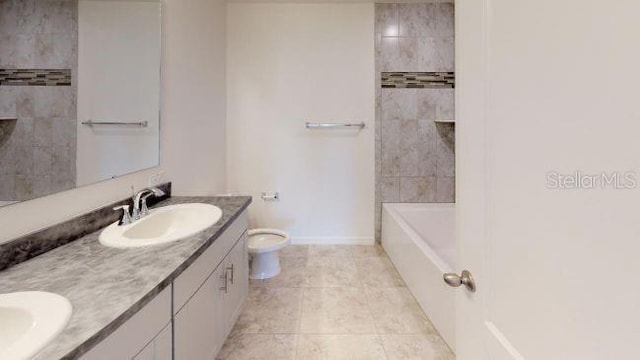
247;228;290;279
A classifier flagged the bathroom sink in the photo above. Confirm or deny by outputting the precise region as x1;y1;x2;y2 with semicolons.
99;203;222;248
0;291;72;360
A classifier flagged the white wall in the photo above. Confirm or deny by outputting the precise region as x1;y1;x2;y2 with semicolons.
161;0;227;196
76;1;161;186
226;3;375;244
0;0;227;243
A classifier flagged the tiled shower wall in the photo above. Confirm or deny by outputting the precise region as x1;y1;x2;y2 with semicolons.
0;0;78;201
375;2;455;240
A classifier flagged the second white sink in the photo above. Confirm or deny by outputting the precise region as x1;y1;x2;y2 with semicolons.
0;291;72;360
99;203;222;248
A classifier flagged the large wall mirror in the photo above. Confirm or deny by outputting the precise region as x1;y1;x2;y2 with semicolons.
0;0;161;207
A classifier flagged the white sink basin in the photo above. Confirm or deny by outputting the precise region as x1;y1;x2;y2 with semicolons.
0;292;72;360
99;203;222;248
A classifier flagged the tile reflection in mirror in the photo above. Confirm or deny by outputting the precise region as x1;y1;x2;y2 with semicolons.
0;0;161;206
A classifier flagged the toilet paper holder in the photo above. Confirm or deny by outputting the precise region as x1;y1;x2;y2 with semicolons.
261;192;280;201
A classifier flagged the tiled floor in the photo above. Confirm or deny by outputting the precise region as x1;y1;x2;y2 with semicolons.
217;245;454;360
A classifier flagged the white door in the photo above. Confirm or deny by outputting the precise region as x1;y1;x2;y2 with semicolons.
456;0;640;359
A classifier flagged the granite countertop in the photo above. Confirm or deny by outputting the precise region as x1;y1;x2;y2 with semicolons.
0;196;251;360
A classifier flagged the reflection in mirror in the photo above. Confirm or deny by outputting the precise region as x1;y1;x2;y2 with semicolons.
0;0;161;207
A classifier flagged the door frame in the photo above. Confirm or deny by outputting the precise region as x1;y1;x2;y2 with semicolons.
455;0;489;357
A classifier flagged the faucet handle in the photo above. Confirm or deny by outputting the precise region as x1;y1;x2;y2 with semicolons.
150;187;166;197
113;205;133;226
140;195;153;217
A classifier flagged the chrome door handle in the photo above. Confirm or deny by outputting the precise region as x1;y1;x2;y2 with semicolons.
443;270;476;292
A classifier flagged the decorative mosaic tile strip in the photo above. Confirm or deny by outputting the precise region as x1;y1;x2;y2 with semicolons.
0;68;72;86
382;72;455;89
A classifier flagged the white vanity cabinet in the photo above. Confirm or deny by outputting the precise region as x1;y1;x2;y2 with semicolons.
82;210;249;360
173;212;249;359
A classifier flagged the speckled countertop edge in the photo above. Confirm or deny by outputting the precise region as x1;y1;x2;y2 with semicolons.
0;196;251;360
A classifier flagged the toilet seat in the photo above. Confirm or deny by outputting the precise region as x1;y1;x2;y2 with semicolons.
248;229;290;254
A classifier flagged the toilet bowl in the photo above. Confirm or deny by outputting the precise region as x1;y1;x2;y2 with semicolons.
248;228;290;280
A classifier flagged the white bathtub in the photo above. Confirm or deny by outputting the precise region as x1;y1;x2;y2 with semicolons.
382;203;456;352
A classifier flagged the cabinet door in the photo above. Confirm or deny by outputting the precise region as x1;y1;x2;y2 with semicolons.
223;233;249;336
153;324;172;360
174;263;226;360
173;212;248;314
133;324;171;360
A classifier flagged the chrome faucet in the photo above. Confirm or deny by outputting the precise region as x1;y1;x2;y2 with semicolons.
113;187;166;226
132;187;166;220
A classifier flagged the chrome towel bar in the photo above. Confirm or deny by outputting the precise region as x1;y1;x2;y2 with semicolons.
305;122;365;129
82;120;148;127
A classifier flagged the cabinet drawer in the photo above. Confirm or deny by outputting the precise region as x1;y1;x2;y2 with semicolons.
173;211;247;314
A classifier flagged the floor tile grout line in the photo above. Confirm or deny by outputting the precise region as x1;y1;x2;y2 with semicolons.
294;285;305;359
379;333;391;360
361;269;390;360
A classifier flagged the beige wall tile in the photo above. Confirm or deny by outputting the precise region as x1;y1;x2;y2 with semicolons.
380;176;400;202
436;89;455;120
400;177;436;203
417;90;438;120
381;120;400;176
436;176;455;203
382;89;417;122
375;3;398;37
436;123;455;177
398;37;418;71
375;2;455;241
435;3;455;37
417;120;437;177
399;119;418;177
399;3;433;37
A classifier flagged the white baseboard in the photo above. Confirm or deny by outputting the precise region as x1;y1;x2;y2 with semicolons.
290;237;375;245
